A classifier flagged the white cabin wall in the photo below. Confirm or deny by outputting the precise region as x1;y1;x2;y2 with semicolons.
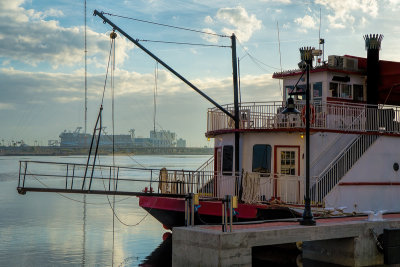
325;136;400;212
214;133;235;148
282;72;327;102
241;132;304;175
282;71;366;102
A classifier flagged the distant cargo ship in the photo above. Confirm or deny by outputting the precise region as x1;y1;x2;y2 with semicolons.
59;127;186;148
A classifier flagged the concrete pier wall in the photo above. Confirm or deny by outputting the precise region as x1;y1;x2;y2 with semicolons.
172;216;400;267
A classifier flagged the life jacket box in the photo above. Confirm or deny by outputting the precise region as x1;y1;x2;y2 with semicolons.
384;228;400;264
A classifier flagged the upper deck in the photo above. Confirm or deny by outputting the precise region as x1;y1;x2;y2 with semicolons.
206;101;400;137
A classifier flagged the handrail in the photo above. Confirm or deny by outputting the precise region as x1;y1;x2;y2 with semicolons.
311;134;379;202
207;101;400;135
316;134;378;183
195;155;214;172
311;108;366;168
17;160;242;199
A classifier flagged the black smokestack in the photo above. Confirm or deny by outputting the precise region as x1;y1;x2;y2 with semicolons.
364;34;383;105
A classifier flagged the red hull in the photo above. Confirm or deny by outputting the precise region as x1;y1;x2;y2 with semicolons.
139;196;298;229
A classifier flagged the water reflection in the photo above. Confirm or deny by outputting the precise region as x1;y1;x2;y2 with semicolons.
0;155;210;267
139;233;172;267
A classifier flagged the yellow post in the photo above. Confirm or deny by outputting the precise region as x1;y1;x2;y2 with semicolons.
194;193;199;205
232;196;238;209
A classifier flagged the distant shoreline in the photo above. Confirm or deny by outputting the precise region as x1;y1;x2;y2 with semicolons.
0;146;213;156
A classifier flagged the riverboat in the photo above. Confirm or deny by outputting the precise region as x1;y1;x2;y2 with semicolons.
139;34;400;229
16;13;400;230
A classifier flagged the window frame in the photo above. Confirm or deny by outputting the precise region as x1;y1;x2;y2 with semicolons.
252;144;272;176
222;145;234;175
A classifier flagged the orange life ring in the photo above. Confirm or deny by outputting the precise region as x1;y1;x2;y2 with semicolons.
301;105;315;125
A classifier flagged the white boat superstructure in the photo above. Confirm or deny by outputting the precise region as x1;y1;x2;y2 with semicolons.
203;35;400;214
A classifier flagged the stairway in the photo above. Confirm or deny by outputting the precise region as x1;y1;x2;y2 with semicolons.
310;134;379;203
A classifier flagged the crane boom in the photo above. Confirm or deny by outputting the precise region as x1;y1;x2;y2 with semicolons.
93;10;235;120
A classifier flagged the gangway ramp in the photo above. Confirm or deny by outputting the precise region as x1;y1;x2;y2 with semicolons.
17;160;215;198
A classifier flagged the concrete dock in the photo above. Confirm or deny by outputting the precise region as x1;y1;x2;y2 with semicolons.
172;214;400;266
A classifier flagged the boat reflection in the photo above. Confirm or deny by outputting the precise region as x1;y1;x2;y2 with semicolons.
139;232;172;267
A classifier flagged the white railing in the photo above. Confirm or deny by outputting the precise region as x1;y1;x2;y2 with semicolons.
195;155;214;172
207;101;400;135
18;160;237;199
260;175;305;204
238;173;307;205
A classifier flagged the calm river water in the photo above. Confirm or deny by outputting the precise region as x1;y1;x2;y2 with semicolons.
0;155;210;267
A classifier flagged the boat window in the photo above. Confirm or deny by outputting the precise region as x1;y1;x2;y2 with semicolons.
313;82;322;100
330;82;353;99
285;85;292;99
353;84;364;101
295;84;306;100
252;145;271;176
330;82;339;97
340;84;352;99
222;145;233;175
280;151;296;175
285;85;305;100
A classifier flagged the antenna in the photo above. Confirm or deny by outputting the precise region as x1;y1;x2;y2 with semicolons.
276;21;283;97
84;0;87;134
318;8;325;65
318;8;321;49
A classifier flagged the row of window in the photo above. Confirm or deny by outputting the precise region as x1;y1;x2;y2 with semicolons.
329;83;364;101
221;144;273;175
285;82;364;102
285;82;322;101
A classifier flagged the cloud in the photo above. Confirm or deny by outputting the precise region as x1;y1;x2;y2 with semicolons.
315;0;379;29
201;28;219;43
386;0;400;9
0;66;280;146
202;6;262;43
216;6;262;42
0;103;15;110
260;0;291;3
0;65;279;106
204;15;213;24
0;1;134;68
54;96;82;103
294;15;317;32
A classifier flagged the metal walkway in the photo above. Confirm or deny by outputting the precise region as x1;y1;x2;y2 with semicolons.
17;160;217;198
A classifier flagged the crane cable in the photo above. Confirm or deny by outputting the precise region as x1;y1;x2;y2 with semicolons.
102;12;229;38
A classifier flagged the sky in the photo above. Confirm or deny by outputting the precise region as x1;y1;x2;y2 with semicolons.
1;0;400;147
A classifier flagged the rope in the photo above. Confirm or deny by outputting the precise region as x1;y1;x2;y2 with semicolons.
236;37;280;71
97;158;153;227
27;165;153;227
28;171;131;204
383;83;400;106
100;37;115;106
102;12;229;38
138;39;230;48
241;172;261;204
111;34;116;267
